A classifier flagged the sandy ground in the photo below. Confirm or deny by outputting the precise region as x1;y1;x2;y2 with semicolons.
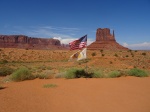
0;77;150;112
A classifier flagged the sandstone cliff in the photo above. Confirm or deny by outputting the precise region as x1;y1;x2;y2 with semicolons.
88;28;129;50
0;35;63;50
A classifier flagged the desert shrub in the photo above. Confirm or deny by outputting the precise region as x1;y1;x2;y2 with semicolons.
108;71;121;78
65;68;93;79
102;54;105;56
11;67;35;81
100;50;103;53
91;52;96;57
36;70;55;79
114;53;118;57
0;85;5;89
110;61;113;64
0;60;8;64
92;70;104;78
47;66;52;70
78;59;89;65
128;50;132;52
142;52;146;56
0;67;14;76
128;68;148;77
119;70;128;76
55;72;66;78
126;55;129;57
38;65;47;70
65;68;76;79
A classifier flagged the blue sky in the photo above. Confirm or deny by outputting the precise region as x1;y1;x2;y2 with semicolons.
0;0;150;50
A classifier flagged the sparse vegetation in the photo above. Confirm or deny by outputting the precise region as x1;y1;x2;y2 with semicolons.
36;73;54;79
0;85;5;90
0;67;14;76
65;68;93;79
110;61;113;64
142;52;146;56
126;55;129;57
100;50;103;53
0;48;150;80
128;68;148;77
107;71;121;78
114;53;118;57
11;67;35;81
91;52;96;57
55;72;66;78
102;54;105;56
92;70;104;78
0;60;8;64
65;68;105;79
43;84;57;88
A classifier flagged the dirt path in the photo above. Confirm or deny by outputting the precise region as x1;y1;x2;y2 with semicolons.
0;77;150;112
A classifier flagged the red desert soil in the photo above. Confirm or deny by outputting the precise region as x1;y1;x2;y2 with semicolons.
0;77;150;112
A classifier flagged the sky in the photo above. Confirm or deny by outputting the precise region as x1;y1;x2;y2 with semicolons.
0;0;150;50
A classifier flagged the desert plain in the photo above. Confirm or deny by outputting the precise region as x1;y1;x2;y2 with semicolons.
0;48;150;112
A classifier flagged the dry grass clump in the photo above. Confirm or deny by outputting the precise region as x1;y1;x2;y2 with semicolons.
11;67;35;81
128;68;148;77
43;84;57;88
36;70;55;79
0;67;14;76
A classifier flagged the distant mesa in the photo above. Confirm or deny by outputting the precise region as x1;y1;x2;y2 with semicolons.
0;35;66;50
88;28;129;50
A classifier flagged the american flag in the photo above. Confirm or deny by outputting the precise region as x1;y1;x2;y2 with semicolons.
69;35;87;50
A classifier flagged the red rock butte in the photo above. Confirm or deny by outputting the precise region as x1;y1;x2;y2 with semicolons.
88;28;129;50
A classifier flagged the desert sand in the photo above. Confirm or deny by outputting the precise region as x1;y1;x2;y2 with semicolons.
0;77;150;112
0;48;150;112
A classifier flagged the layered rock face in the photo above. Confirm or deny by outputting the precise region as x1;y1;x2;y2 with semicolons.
0;35;62;49
88;28;128;50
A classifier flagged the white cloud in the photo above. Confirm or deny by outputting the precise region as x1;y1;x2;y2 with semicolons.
27;27;74;38
53;37;94;45
122;42;150;50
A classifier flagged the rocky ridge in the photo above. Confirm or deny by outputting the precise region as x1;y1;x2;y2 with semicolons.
0;35;63;50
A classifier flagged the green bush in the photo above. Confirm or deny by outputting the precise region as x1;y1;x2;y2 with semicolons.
11;67;35;81
128;68;148;77
0;67;14;76
92;71;104;78
108;71;121;78
65;68;76;79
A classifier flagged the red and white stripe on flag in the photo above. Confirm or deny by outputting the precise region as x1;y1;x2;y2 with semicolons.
69;35;87;50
